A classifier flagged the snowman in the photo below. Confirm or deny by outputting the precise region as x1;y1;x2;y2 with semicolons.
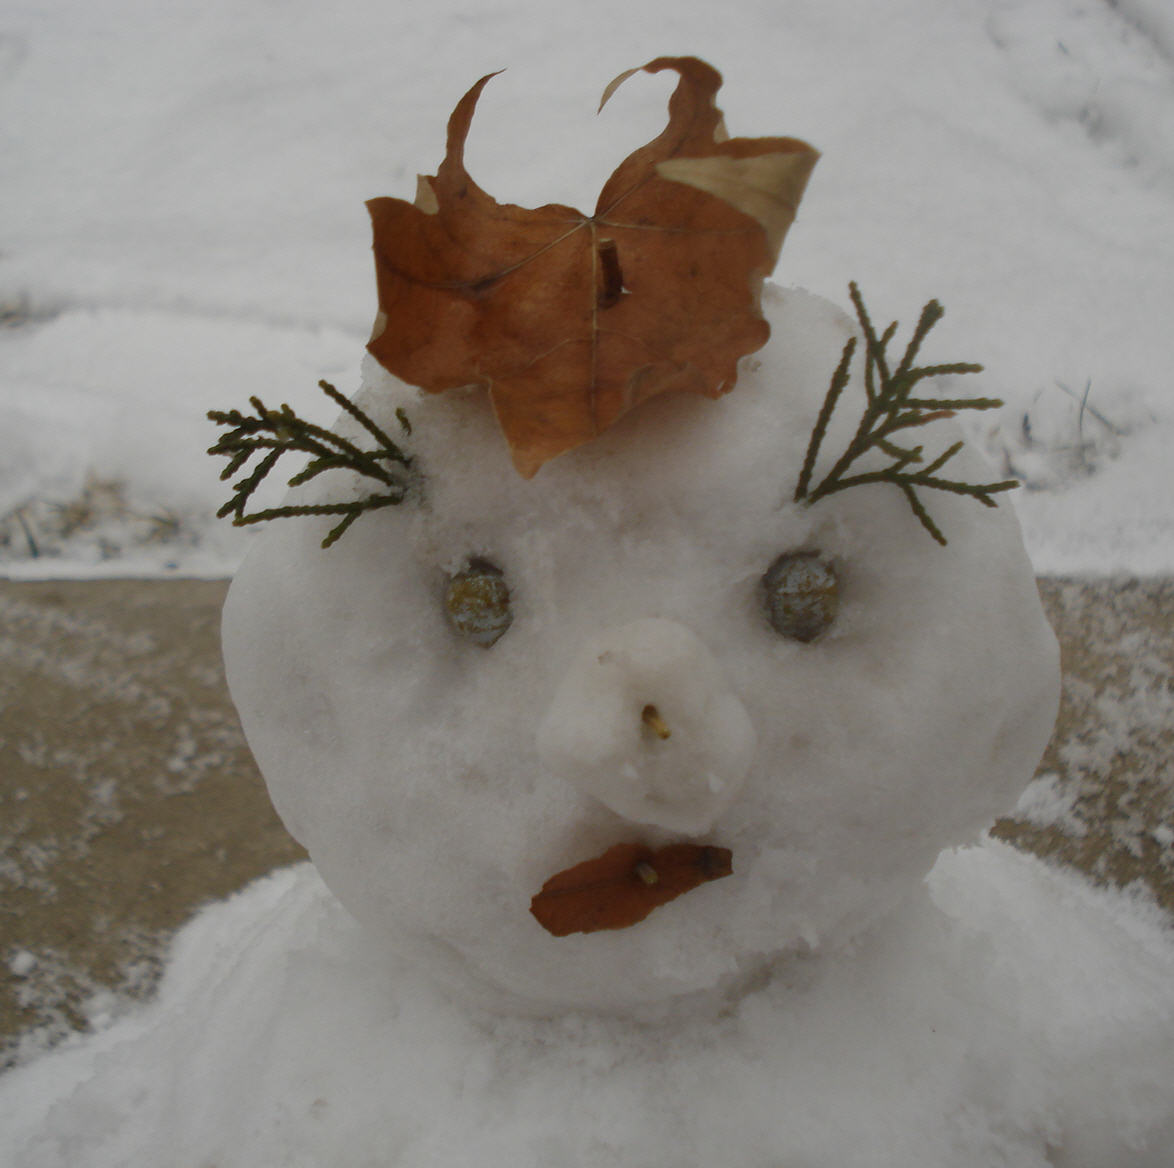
10;57;1174;1168
217;57;1061;1014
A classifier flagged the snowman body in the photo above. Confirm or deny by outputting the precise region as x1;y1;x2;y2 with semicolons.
222;284;1060;1013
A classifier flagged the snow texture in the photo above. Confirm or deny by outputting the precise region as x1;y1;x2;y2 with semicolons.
2;849;1173;1168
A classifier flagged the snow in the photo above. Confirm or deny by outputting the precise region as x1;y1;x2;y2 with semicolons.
7;951;36;979
2;1;1174;1164
536;618;759;835
3;851;1173;1167
2;0;1173;576
1012;770;1090;836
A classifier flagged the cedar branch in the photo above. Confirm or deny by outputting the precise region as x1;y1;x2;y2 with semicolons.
794;284;1017;545
207;380;417;547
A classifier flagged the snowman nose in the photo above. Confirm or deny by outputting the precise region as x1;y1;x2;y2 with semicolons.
536;618;757;834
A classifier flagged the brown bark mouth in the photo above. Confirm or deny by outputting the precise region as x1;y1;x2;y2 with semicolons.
529;841;733;937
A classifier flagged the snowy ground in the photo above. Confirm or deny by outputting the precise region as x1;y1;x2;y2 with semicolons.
2;0;1173;578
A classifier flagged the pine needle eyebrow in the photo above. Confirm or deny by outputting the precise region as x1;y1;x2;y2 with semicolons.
207;380;418;548
794;283;1017;545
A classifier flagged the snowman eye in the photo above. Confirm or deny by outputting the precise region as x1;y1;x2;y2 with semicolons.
445;558;514;647
761;551;839;643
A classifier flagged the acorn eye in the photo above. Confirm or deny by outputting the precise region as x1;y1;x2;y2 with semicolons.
761;551;838;643
445;558;513;647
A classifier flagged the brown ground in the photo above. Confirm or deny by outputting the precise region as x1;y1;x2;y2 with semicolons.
991;578;1174;909
1;576;1171;1066
0;580;304;1067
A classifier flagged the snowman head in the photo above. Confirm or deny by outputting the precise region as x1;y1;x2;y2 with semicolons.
218;60;1059;1014
222;279;1058;1013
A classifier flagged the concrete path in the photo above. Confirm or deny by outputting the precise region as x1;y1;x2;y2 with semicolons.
0;581;304;1067
992;578;1174;905
1;577;1171;1067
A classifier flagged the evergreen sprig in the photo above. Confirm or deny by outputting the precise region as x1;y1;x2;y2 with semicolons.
794;283;1017;545
207;380;417;547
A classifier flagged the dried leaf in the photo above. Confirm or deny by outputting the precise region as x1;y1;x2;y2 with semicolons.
530;841;733;937
367;57;818;477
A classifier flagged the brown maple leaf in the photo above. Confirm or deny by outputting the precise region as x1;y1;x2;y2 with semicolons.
530;841;733;937
366;57;819;477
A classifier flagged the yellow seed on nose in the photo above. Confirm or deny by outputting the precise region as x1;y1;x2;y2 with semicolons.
641;704;671;740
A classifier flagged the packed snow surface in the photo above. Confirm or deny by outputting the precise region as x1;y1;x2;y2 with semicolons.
3;850;1174;1167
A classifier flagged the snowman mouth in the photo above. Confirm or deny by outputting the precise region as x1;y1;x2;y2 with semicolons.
529;841;733;937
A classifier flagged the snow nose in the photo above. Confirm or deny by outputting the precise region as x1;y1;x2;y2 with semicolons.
536;618;756;834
